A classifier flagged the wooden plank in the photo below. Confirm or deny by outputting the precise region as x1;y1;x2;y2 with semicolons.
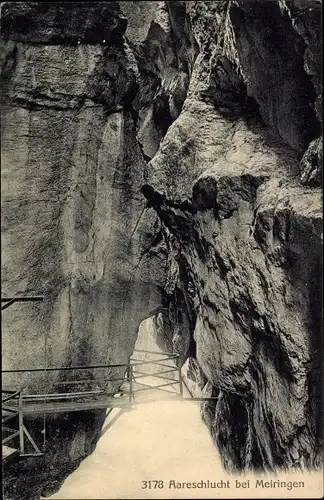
21;397;132;414
6;390;185;417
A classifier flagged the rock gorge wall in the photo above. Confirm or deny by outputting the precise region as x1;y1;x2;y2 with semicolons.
141;0;323;473
1;2;170;498
1;1;322;498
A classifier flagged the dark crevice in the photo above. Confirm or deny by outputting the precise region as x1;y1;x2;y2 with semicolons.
308;255;324;450
215;392;249;471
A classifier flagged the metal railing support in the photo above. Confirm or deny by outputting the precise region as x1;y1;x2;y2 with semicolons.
129;364;133;404
133;349;178;358
18;391;25;454
2;362;129;374
2;351;188;427
178;364;183;397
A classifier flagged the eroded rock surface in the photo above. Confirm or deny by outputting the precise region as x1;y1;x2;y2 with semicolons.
1;1;322;498
140;0;322;474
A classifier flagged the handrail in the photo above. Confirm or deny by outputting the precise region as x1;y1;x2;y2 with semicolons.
23;390;104;400
1;296;44;302
131;356;178;366
1;352;182;408
133;349;179;358
2;362;129;373
1;296;44;311
2;354;178;374
18;390;24;454
52;376;126;386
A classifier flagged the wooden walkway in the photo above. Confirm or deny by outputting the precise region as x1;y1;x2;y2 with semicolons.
2;297;197;461
11;393;183;415
10;396;132;414
2;349;216;461
2;349;183;460
4;379;183;415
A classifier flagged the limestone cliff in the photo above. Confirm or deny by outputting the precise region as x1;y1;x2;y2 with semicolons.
141;0;323;473
1;1;322;498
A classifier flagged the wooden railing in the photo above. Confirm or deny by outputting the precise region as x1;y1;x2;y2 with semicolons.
1;296;44;311
2;349;182;458
2;388;43;458
131;349;182;397
2;349;182;407
2;389;22;448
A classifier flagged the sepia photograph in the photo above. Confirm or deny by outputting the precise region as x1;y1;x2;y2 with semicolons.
1;1;323;499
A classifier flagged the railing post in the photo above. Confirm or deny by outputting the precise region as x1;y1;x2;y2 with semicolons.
18;390;25;454
178;361;183;397
129;364;133;404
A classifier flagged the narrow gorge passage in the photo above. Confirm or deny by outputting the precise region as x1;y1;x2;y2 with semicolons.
1;1;323;499
45;323;223;500
45;400;224;500
45;400;223;500
41;324;322;500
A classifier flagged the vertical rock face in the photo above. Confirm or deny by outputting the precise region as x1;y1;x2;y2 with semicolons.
1;1;322;497
1;3;170;498
140;0;322;474
1;2;164;384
